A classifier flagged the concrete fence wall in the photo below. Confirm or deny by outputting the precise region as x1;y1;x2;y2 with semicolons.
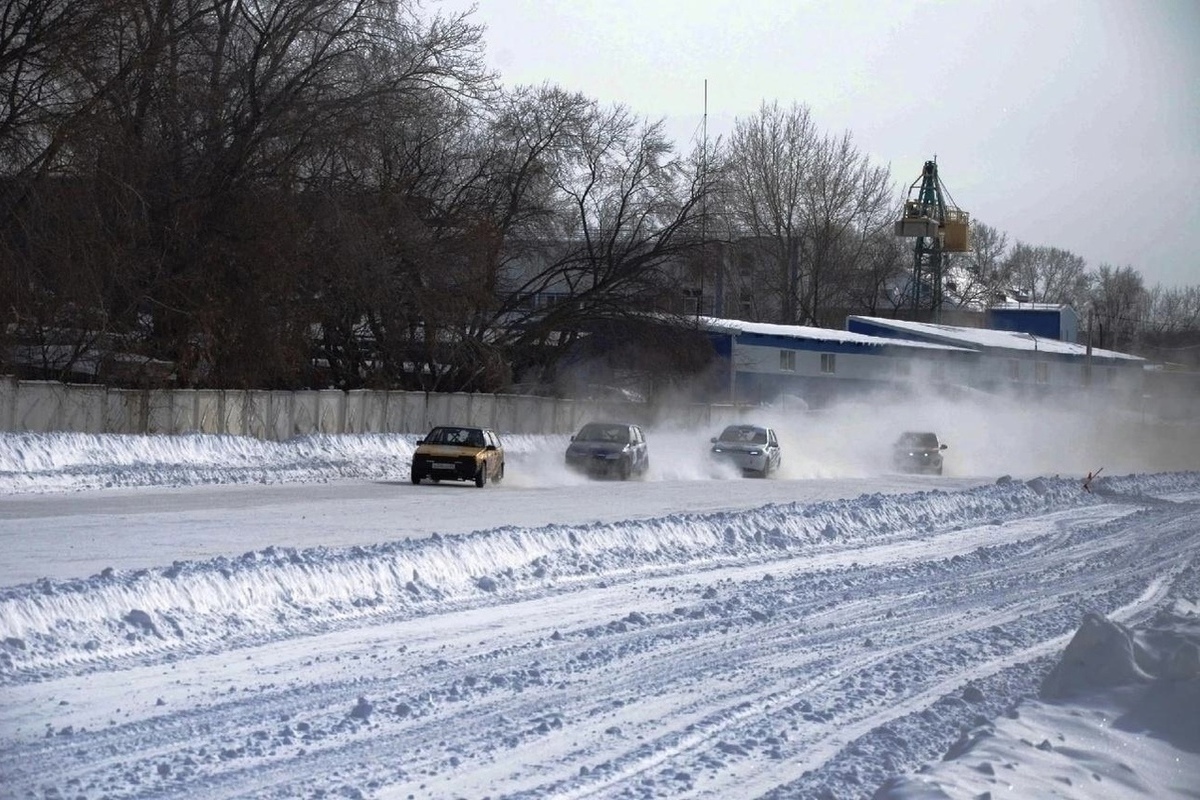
0;377;747;439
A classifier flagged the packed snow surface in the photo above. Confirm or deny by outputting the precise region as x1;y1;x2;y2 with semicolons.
1;429;1198;799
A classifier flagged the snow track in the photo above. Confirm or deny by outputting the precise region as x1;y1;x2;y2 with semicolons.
2;470;1199;798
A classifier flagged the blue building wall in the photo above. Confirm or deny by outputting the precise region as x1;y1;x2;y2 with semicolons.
987;307;1078;342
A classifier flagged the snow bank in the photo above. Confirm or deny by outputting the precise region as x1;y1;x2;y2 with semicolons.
876;603;1200;799
0;431;560;493
4;471;1199;683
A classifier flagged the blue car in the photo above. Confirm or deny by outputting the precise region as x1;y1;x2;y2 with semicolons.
565;422;650;480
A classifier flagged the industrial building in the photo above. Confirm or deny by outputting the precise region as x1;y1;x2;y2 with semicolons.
846;313;1145;399
695;317;974;408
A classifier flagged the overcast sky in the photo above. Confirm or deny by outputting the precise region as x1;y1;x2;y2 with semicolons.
437;0;1198;289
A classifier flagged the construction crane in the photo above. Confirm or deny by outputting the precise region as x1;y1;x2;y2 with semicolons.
893;160;970;318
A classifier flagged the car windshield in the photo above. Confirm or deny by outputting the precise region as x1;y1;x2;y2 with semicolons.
898;432;939;448
576;423;628;443
427;427;485;446
719;426;768;444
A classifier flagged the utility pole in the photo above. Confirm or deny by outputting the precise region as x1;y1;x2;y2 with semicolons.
1085;305;1094;387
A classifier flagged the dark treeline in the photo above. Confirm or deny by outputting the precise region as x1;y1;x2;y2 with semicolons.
3;0;1197;393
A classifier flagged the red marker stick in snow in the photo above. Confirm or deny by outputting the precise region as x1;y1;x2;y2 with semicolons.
1082;467;1104;493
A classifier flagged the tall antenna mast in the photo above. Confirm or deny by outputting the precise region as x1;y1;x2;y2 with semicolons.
698;79;707;319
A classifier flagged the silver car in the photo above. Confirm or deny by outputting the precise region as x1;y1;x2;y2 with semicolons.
709;424;781;477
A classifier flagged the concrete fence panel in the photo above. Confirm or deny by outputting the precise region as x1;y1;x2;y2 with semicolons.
316;390;345;434
195;390;223;434
345;390;379;434
150;389;195;434
243;391;271;439
553;398;581;434
106;389;144;433
12;382;60;431
384;391;425;434
424;392;459;427
291;391;320;436
223;391;248;436
490;394;525;434
59;384;107;433
267;392;294;440
0;376;15;431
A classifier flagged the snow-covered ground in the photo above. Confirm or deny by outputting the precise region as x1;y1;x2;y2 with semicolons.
1;409;1199;798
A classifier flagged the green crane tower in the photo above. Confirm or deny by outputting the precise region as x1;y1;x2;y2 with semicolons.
893;160;971;319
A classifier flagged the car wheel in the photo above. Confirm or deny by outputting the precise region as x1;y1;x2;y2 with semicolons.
618;459;631;481
410;470;421;485
475;462;487;488
492;461;504;484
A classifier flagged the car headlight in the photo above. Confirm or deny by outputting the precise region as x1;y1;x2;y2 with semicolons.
748;449;761;456
712;446;723;453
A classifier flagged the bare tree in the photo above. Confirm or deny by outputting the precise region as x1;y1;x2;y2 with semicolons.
1088;264;1147;351
838;232;911;316
724;101;818;324
942;220;1010;309
797;130;893;325
1004;243;1090;307
3;0;496;388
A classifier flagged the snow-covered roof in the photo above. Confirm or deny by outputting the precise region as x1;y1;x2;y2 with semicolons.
847;315;1143;361
696;316;971;353
988;302;1074;312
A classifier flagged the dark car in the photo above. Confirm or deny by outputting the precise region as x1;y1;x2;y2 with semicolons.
710;424;781;477
564;422;649;480
410;425;505;487
892;431;947;475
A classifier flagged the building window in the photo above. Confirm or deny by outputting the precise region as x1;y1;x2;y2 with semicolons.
1008;359;1021;381
820;353;836;374
682;289;702;315
780;350;796;371
1034;361;1049;384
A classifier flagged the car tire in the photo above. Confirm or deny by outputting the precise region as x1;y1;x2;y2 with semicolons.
475;462;487;488
618;459;631;481
411;470;421;485
492;462;504;484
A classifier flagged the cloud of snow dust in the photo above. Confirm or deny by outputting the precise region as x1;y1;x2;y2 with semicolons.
636;382;1200;482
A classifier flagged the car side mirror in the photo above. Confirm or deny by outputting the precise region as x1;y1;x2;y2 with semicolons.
416;439;425;445
940;443;948;450
570;435;576;442
486;444;496;451
710;437;717;443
